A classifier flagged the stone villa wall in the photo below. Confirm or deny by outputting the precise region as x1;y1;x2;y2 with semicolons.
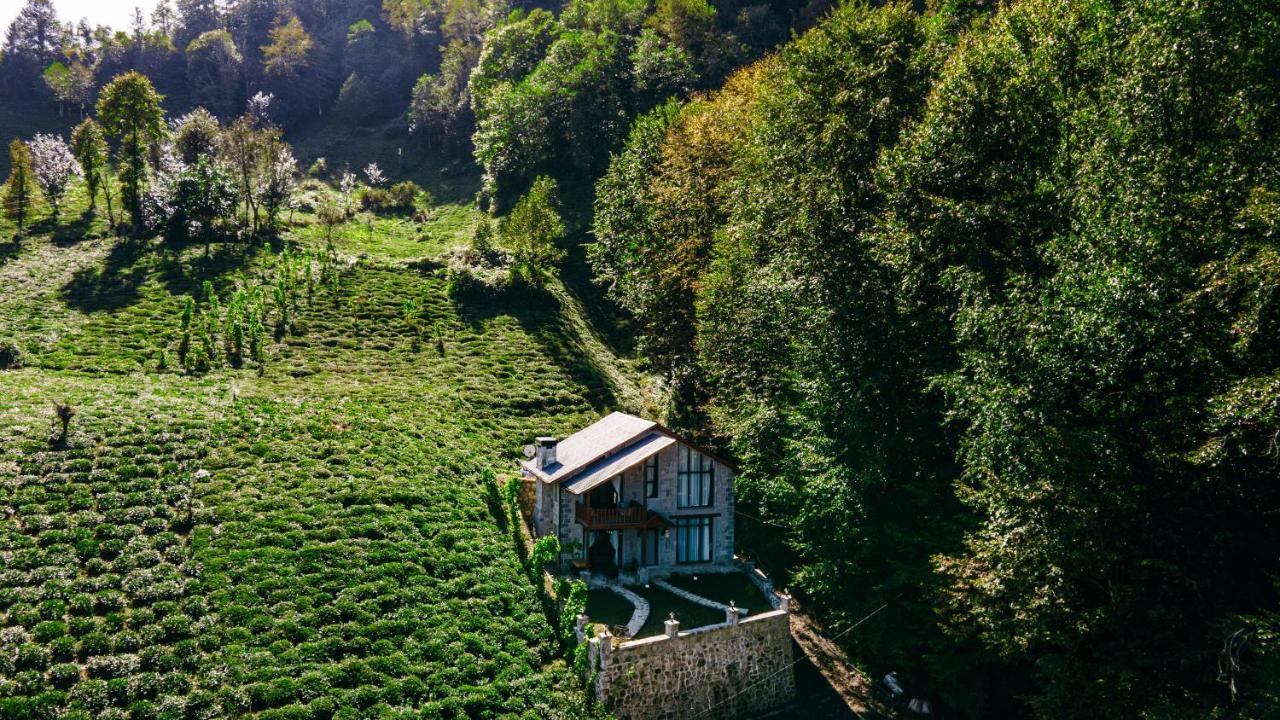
587;605;795;719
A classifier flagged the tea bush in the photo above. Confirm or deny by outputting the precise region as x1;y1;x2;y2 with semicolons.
0;181;621;716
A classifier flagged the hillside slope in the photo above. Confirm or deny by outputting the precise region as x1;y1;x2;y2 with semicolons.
0;183;624;717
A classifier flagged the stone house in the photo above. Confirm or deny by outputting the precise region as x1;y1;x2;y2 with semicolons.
522;412;735;578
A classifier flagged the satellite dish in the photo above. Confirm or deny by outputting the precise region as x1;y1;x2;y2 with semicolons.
523;445;536;459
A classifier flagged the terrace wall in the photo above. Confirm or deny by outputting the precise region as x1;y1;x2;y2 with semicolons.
586;605;795;719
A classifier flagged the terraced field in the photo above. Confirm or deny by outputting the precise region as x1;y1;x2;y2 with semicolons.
0;188;624;718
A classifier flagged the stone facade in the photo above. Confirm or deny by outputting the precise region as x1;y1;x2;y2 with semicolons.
536;443;735;575
587;606;795;719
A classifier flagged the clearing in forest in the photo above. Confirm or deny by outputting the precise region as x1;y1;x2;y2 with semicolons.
0;184;623;718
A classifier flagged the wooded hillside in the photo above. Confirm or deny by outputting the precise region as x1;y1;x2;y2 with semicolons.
591;1;1280;716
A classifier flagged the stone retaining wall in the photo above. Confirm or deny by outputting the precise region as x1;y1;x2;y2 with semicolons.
586;601;795;719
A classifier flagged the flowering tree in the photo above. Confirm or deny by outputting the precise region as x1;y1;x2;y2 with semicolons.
28;134;81;219
246;92;274;126
257;144;298;231
339;169;357;216
364;162;385;187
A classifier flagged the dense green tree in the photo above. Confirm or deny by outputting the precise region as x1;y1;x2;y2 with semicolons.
502;175;565;286
261;16;313;80
42;60;96;118
3;139;39;235
593;1;1280;717
185;30;244;117
95;71;166;228
70;118;108;214
172;107;221;165
409;39;479;148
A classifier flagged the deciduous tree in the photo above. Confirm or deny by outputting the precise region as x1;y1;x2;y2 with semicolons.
70;118;108;214
4;139;40;235
95;71;166;229
28;133;80;219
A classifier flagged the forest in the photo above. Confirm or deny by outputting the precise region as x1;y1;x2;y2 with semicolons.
2;0;1279;717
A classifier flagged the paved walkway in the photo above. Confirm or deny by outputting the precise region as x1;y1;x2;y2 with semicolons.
607;584;650;637
653;578;748;615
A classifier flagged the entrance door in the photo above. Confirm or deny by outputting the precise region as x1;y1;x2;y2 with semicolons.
588;530;622;575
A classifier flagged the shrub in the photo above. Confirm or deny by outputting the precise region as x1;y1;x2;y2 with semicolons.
49;663;80;688
358;181;424;213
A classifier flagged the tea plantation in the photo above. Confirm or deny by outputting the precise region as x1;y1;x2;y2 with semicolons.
0;187;622;718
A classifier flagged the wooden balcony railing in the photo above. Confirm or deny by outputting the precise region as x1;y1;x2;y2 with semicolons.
575;504;648;528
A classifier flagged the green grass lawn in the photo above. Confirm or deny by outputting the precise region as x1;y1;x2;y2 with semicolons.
628;585;726;639
584;589;636;637
0;178;630;717
661;572;774;616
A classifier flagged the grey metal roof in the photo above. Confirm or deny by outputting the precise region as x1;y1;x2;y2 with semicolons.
522;411;656;483
561;433;676;495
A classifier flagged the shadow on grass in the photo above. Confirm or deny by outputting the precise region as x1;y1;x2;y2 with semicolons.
155;238;270;298
452;282;617;411
552;174;638;359
0;237;21;268
51;211;98;247
60;237;152;312
61;235;269;313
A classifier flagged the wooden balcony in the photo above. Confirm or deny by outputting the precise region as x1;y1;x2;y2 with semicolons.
575;503;650;529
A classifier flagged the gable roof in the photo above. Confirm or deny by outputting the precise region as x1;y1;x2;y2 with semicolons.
523;411;656;483
562;433;676;495
521;411;736;488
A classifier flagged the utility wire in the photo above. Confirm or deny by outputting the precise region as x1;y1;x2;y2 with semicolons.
690;601;890;719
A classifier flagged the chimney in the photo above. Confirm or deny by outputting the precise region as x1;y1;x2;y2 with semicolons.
536;437;558;468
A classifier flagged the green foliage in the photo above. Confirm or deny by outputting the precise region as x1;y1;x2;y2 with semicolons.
70;118;107;213
501;175;565;287
261;16;313;80
593;0;1280;717
529;535;561;574
95;71;165;228
166;156;239;241
3;138;39;234
172;107;221;165
358;181;424;214
185;30;243;118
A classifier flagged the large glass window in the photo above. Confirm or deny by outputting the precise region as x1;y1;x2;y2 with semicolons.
645;457;659;498
676;446;714;508
676;516;713;564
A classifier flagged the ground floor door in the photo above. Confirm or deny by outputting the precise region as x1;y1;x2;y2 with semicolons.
587;529;622;574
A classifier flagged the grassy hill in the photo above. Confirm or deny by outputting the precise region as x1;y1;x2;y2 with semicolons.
0;176;630;717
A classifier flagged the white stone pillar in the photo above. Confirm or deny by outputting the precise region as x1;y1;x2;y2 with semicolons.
665;613;680;639
779;593;791;614
726;600;739;627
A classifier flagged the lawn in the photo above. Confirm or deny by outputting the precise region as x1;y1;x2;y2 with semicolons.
0;179;631;717
628;585;726;639
584;590;635;637
661;572;775;616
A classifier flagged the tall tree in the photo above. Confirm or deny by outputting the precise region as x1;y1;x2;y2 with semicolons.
3;139;39;236
95;71;165;229
70;118;108;215
175;0;220;49
502;174;565;286
186;29;243;117
42;60;96;118
3;0;60;67
261;16;313;80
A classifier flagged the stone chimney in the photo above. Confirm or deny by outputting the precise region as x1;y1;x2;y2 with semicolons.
536;436;558;469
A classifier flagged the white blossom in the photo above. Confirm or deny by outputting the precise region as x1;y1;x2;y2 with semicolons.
247;91;274;124
28;133;80;215
364;162;385;187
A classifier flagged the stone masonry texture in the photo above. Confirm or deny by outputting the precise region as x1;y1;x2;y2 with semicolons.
591;610;795;719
